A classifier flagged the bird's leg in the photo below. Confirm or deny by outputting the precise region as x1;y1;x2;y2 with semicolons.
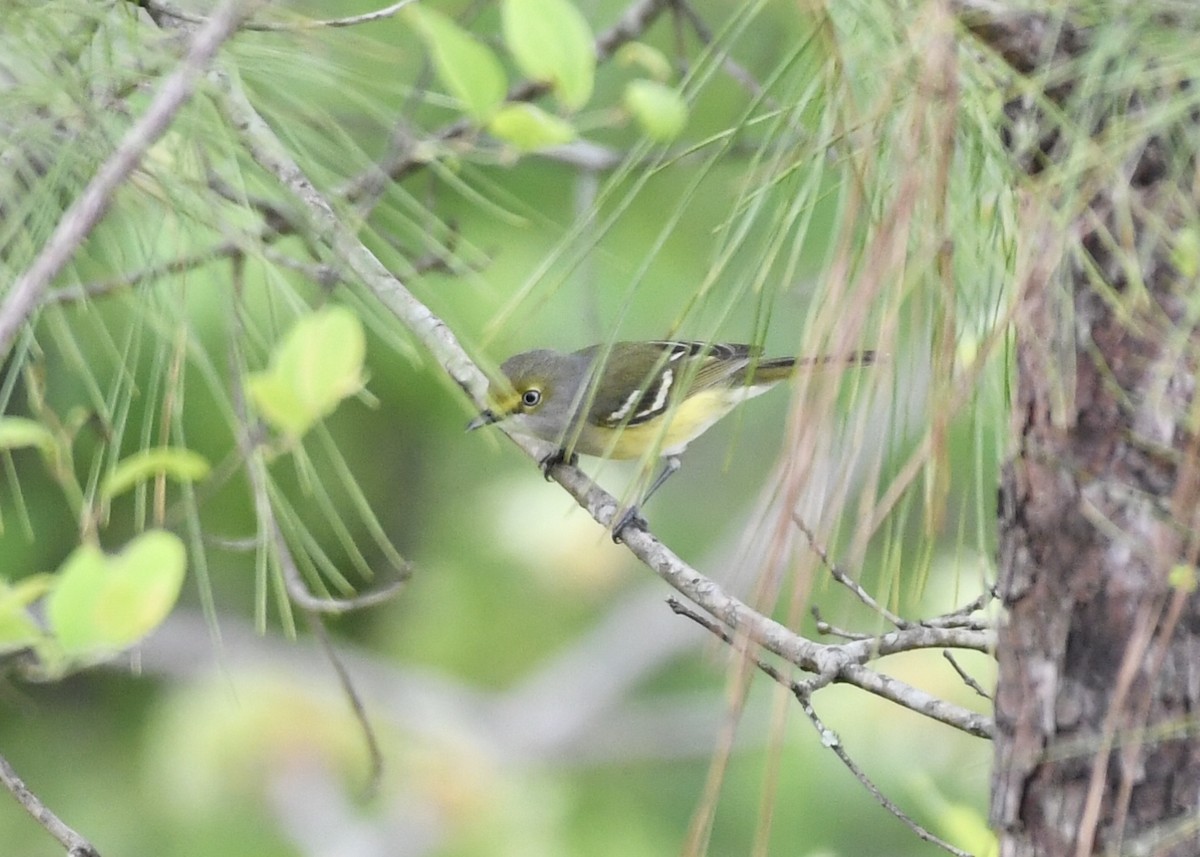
641;455;682;506
612;455;681;542
539;447;578;480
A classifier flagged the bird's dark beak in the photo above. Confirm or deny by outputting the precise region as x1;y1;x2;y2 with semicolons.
466;409;499;432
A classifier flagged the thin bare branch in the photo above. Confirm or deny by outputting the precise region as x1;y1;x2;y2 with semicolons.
673;0;774;103
142;0;420;31
943;650;992;700
41;241;243;304
791;690;974;857
796;516;909;628
0;753;102;857
306;613;384;797
667;598;975;857
214;70;486;400
919;589;996;630
811;606;874;641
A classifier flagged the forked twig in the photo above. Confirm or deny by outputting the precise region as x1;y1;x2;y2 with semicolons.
667;598;974;857
795;516;910;628
943;650;992;699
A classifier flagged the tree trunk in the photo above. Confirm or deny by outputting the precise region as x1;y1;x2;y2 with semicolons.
968;5;1200;856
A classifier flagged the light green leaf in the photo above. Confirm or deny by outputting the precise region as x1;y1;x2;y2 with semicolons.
101;447;211;502
489;103;577;150
0;576;52;655
501;0;595;110
276;306;366;411
0;417;55;454
407;6;507;122
615;41;672;81
624;79;688;142
0;608;41;655
47;531;187;657
247;371;311;438
1169;564;1197;593
248;306;366;439
1171;228;1200;279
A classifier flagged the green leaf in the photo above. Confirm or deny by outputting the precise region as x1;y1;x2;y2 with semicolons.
1171;228;1200;279
47;531;187;658
248;306;366;439
489;103;577;150
1169;564;1197;593
501;0;595;110
0;417;55;454
407;6;507;122
623;79;688;142
0;576;52;655
615;41;672;82
247;371;311;438
277;306;366;410
101;447;211;502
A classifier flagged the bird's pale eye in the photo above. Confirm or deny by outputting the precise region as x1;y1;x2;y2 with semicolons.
521;388;542;408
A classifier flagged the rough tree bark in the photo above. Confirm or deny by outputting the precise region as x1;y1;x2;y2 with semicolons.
962;4;1200;856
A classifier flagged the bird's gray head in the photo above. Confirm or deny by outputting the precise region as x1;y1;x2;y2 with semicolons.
466;349;591;443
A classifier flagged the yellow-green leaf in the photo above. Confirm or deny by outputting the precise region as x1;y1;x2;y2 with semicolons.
501;0;595;110
47;531;187;658
615;41;672;82
101;447;211;502
624;79;688;142
0;607;41;654
0;576;51;655
1169;564;1197;593
407;6;507;122
278;307;365;411
248;306;366;439
1171;228;1200;279
247;371;311;438
0;417;55;454
489;103;576;150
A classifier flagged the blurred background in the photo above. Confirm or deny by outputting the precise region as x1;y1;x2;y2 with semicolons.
1;0;1009;854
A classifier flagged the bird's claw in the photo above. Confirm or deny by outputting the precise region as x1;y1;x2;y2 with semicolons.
611;505;648;543
538;448;578;480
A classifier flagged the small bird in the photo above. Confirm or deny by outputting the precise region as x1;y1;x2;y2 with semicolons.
468;340;874;538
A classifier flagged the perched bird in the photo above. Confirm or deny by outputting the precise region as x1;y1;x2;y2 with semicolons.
469;340;874;538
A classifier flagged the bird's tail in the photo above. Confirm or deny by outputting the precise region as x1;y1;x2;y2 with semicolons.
751;350;877;383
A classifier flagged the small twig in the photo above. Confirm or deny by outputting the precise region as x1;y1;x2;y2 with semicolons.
257;251;342;289
142;0;421;31
0;0;266;362
269;508;411;613
666;598;974;857
673;0;776;104
810;605;873;640
0;753;102;857
305;613;384;797
790;692;974;857
943;650;992;699
41;241;243;304
795;517;909;628
919;586;997;630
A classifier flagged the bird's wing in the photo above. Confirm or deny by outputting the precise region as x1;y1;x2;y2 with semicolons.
578;341;757;427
